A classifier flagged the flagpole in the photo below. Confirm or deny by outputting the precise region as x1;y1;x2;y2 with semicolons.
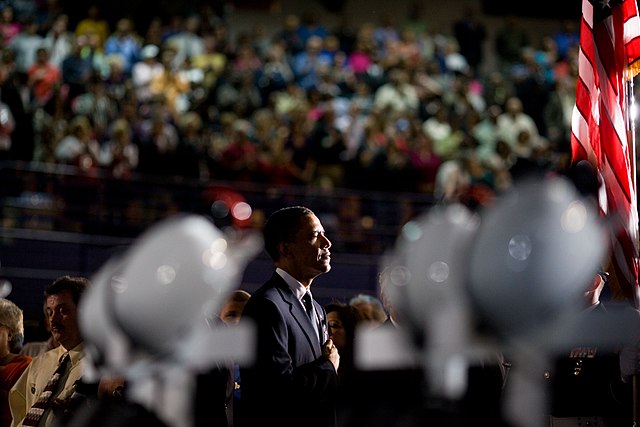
627;71;637;230
627;62;639;297
626;65;640;427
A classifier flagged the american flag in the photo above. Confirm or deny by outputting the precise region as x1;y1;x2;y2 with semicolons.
571;0;640;307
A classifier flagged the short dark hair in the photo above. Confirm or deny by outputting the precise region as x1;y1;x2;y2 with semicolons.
45;275;90;306
229;289;251;303
263;206;314;261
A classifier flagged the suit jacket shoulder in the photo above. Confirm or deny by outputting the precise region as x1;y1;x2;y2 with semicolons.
244;273;323;360
241;273;338;427
9;345;84;427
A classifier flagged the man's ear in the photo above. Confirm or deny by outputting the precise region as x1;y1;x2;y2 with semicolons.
278;241;290;258
588;272;606;293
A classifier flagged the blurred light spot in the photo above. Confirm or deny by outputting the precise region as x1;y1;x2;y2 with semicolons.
211;200;230;219
0;280;11;297
508;234;532;261
157;265;176;285
211;238;228;253
203;238;229;268
361;216;374;229
80;156;93;170
429;261;450;283
203;239;228;269
206;252;228;270
401;221;423;242
111;276;128;293
232;202;252;221
561;201;587;233
447;204;470;225
389;265;411;287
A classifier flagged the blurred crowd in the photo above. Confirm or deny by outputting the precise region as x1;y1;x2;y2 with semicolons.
0;1;583;208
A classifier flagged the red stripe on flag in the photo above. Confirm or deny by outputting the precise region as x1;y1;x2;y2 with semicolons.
572;0;640;307
599;108;632;201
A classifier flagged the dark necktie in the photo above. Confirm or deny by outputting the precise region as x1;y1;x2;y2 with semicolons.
21;352;71;426
302;292;314;321
302;292;324;343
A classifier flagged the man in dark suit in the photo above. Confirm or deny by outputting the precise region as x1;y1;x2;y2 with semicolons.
546;272;636;427
239;206;340;427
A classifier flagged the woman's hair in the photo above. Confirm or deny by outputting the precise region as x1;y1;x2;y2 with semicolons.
325;301;367;380
326;303;366;344
348;293;387;323
0;298;24;353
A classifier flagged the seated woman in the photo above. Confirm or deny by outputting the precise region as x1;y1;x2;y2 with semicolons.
0;298;31;427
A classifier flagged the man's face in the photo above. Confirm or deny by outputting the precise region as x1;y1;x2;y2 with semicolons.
46;289;82;349
220;300;246;325
282;214;332;283
327;311;346;352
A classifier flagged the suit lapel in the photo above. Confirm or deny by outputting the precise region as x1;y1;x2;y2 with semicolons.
313;300;328;343
271;274;322;357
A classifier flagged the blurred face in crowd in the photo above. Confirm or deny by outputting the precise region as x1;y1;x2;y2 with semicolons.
220;299;247;325
327;311;346;352
46;289;81;349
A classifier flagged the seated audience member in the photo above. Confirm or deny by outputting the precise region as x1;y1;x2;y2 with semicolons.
324;301;368;426
348;293;387;326
325;302;366;383
26;47;61;110
348;268;429;426
219;290;251;326
54;115;100;168
0;299;32;427
9;276;90;427
20;300;59;358
204;289;252;427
